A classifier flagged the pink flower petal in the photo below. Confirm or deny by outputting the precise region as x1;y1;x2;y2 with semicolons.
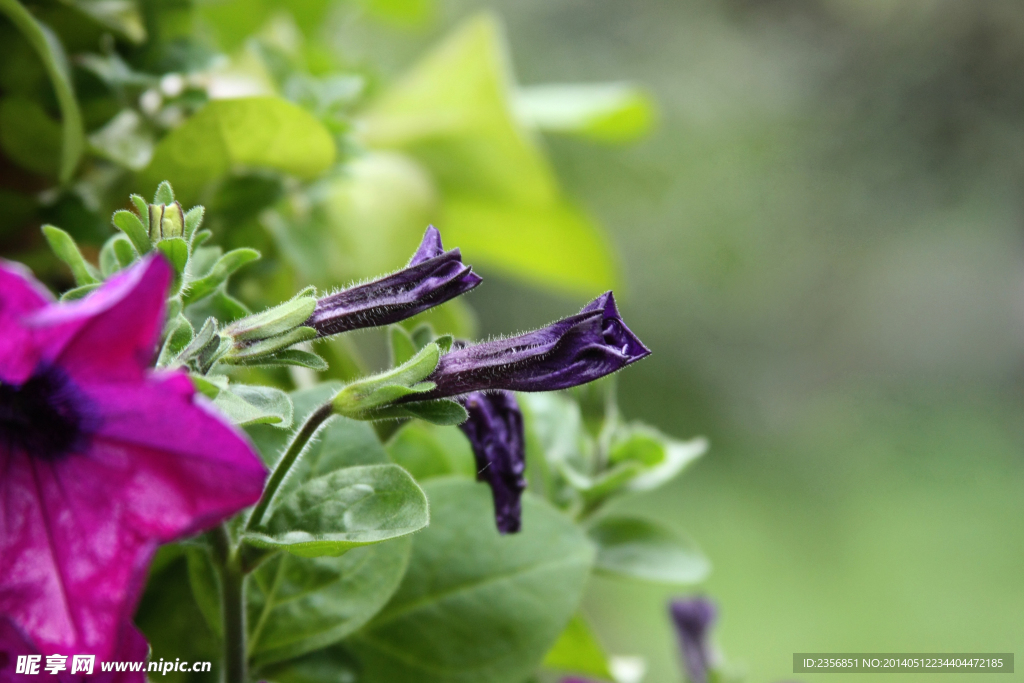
0;260;52;384
1;256;265;662
29;257;171;384
0;617;150;682
0;451;156;659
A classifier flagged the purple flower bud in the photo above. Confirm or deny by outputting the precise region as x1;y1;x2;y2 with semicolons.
409;291;650;399
307;226;481;337
670;597;717;683
458;390;526;534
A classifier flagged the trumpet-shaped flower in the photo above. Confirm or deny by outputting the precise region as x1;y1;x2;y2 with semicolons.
0;257;266;663
1;616;147;682
307;226;481;337
408;292;650;400
458;391;526;534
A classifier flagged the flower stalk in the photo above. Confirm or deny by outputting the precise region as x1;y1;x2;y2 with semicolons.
245;402;336;532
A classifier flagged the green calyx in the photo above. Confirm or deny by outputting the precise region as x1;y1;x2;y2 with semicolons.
332;342;441;419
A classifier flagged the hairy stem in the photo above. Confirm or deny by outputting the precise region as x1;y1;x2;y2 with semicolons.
245;402;334;531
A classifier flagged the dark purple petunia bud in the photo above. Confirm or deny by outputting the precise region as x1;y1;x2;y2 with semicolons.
458;390;526;534
306;225;481;337
407;291;650;400
670;597;717;683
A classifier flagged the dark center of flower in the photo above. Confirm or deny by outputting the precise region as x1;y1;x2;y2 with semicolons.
0;364;98;461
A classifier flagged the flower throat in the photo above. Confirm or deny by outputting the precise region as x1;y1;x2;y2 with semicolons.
0;365;97;461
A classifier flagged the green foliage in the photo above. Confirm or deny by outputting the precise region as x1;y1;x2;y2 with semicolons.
587;515;710;585
0;0;83;181
246;384;389;486
0;97;62;175
346;478;596;683
0;7;702;683
213;384;294;427
248;538;412;668
359;13;618;294
515;84;655;143
41;224;99;285
523;392;707;513
242;464;429;557
144;98;336;202
542;612;614;680
386;421;476;480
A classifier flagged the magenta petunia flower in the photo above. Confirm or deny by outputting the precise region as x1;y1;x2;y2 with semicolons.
1;616;147;682
0;257;267;664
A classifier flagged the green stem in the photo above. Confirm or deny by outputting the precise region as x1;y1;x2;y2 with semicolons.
245;402;334;531
212;525;246;683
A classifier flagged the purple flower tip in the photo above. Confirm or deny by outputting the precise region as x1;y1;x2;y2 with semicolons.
410;225;444;264
670;597;717;683
307;225;481;337
458;391;526;534
0;256;266;662
407;291;650;400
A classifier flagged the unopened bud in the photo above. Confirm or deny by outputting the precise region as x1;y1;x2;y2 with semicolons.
148;201;185;241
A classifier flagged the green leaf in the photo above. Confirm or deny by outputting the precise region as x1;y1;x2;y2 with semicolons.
213;383;294;427
346;478;596;683
542;612;613;680
112;235;136;269
360;14;556;206
254;645;359;683
112;209;151;254
0;0;84;182
184;247;260;304
230;348;328;371
144;97;336;203
441;196;616;294
98;234;135;277
359;13;617;294
59;283;100;301
386;421;475;480
41;224;99;286
615;428;708;493
586;515;710;585
153;180;175;205
88;108;154;170
185;545;223;640
135;556;220;683
157;237;189;275
158;314;195;366
243;464;429;557
247;537;411;668
389;325;418;367
65;0;146;43
185;205;205;241
364;398;469;426
0;97;61;175
514;84;655;143
130;193;148;216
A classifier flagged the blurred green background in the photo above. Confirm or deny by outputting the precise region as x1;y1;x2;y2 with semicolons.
342;1;1024;681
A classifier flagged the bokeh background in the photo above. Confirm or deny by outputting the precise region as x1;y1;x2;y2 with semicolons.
341;1;1024;681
